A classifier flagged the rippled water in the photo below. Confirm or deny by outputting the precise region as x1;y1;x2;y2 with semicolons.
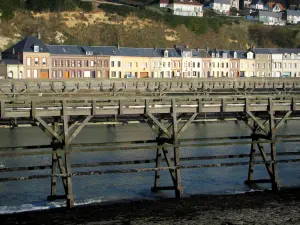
0;121;300;214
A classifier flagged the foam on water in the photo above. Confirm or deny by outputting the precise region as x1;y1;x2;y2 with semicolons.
0;197;104;214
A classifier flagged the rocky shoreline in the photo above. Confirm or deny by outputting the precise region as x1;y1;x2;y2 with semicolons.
1;188;300;225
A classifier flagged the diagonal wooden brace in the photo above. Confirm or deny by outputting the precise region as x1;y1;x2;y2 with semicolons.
35;116;63;143
178;113;198;137
68;116;93;143
275;110;292;132
247;111;268;134
147;113;171;138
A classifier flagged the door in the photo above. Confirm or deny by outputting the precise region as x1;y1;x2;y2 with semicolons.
64;71;69;79
92;71;96;78
140;72;148;78
40;70;49;79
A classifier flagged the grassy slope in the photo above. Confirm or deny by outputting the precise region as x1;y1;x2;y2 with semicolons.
0;3;299;50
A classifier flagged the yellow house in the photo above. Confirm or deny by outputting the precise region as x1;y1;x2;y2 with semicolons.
0;59;24;79
122;56;151;78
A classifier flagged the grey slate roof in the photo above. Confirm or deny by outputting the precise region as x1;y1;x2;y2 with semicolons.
47;45;84;55
259;11;283;18
1;59;20;65
208;49;248;59
287;10;300;17
255;48;300;54
213;0;231;4
3;36;49;53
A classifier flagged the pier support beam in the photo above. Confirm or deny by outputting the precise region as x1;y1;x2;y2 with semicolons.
34;112;92;208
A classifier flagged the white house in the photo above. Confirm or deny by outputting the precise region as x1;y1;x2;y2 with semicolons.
159;0;203;17
258;11;286;26
160;0;169;8
249;0;265;10
265;2;286;12
211;0;231;15
287;10;300;24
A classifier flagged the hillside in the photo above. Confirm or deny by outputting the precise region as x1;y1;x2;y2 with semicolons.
0;3;299;51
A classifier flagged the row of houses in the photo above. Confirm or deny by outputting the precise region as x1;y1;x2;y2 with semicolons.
246;0;300;25
1;36;300;79
159;0;300;24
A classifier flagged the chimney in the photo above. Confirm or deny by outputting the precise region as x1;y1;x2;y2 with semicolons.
117;44;120;49
174;44;177;49
12;48;15;55
206;46;209;52
185;44;189;49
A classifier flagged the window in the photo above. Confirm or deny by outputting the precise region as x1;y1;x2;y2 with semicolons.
8;71;13;78
168;62;171;68
118;61;121;67
52;71;57;78
91;61;94;67
221;63;224;68
163;62;166;68
27;70;31;78
77;71;82;78
34;58;39;66
135;62;138;68
33;70;38;78
33;45;39;52
71;71;75;78
295;63;297;69
135;72;138;78
257;63;259;69
84;60;89;67
77;60;82;67
66;60;69;67
58;71;63;78
111;61;115;67
19;71;22;79
193;62;195;68
27;58;31;66
111;71;117;77
71;60;75;67
42;58;46;66
60;60;64;67
197;62;200;68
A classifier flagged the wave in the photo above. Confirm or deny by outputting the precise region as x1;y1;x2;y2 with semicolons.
0;197;103;215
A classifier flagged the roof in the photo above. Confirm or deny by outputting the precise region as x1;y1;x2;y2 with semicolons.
254;48;300;54
160;0;169;3
3;36;49;54
259;11;283;18
287;10;300;16
213;0;231;4
267;2;286;11
47;45;84;55
208;49;248;59
0;59;20;65
172;0;203;5
250;0;265;5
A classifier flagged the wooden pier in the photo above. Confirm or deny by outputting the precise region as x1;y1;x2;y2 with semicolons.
1;79;300;208
0;77;300;96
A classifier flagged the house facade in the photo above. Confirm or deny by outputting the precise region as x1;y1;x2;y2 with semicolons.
211;0;231;15
258;11;286;26
159;0;203;17
4;36;300;79
287;10;300;24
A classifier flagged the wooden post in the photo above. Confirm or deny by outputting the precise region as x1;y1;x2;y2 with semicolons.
151;136;162;192
63;101;75;208
172;98;182;198
269;97;279;191
50;121;59;198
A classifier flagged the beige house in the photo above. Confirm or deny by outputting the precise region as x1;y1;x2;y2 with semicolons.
0;59;23;79
209;50;231;77
239;51;255;77
253;49;272;77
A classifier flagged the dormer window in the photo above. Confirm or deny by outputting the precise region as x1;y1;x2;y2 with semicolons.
86;51;93;56
233;51;237;58
164;50;168;57
223;53;227;58
212;53;215;58
216;52;220;58
33;45;39;53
